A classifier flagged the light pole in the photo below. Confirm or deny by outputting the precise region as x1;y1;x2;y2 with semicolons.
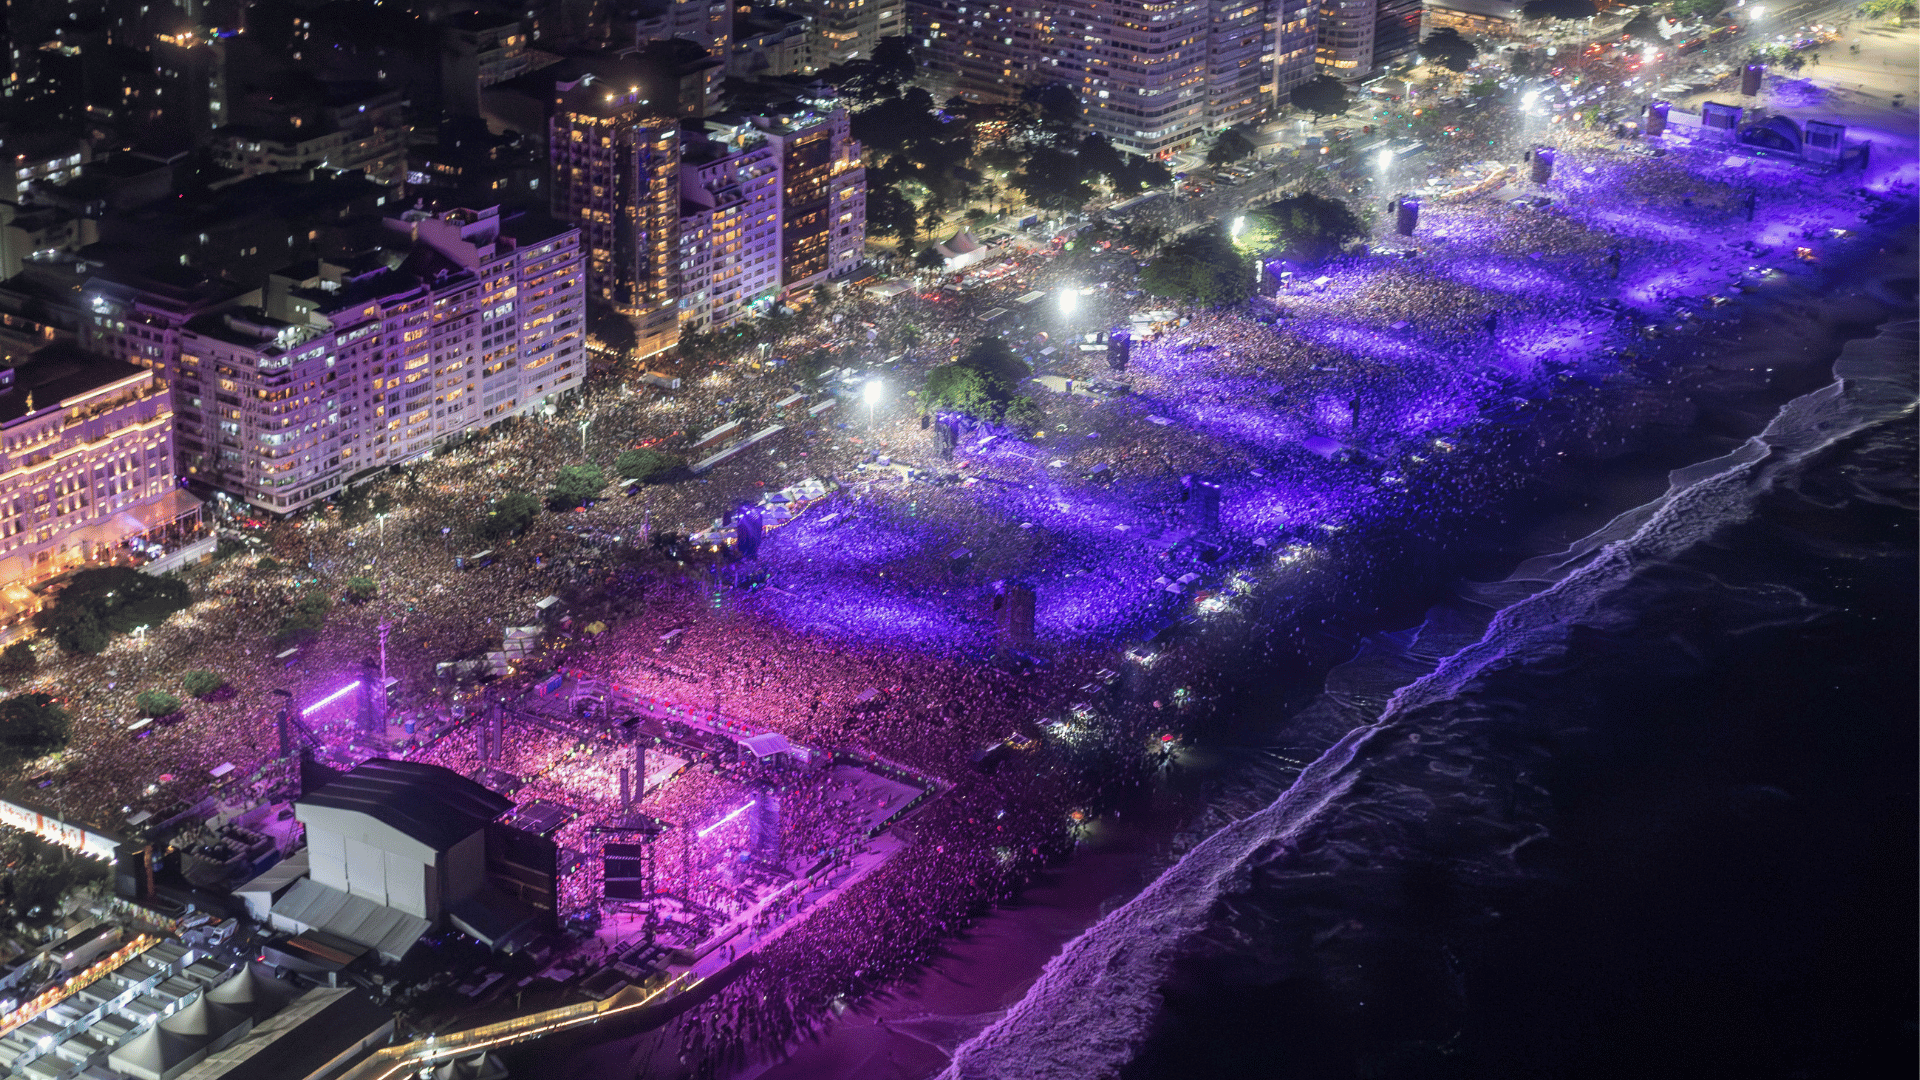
377;512;388;546
579;419;592;453
863;378;883;430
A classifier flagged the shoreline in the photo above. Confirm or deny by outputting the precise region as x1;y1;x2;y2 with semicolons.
527;190;1920;1080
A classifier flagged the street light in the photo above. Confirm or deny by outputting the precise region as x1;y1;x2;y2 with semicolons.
1375;148;1393;171
579;419;592;453
863;378;883;429
1231;216;1246;238
378;512;388;545
1059;289;1078;317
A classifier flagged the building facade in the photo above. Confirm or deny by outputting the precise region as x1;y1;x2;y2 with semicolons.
1272;0;1320;99
795;0;906;67
1057;0;1212;158
0;345;195;601
1205;0;1271;128
87;206;582;515
750;88;865;294
676;119;783;331
443;11;535;116
550;79;683;360
911;0;1051;105
213;88;409;185
1317;0;1375;78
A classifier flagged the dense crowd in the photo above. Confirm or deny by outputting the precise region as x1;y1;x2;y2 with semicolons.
0;54;1906;1075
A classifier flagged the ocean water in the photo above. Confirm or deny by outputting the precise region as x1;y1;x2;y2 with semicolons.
937;321;1919;1080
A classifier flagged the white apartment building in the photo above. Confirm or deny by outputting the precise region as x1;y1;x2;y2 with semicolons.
1273;0;1320;99
910;1;1051;104
1317;0;1376;78
89;206;582;515
1058;0;1212;158
748;89;866;293
1206;0;1271;128
677;120;783;331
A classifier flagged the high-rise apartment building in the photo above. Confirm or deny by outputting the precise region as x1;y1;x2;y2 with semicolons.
793;0;906;67
1317;0;1375;78
910;1;1050;105
0;343;201;602
550;78;683;359
444;11;535;116
750;88;865;294
1371;0;1421;70
1058;0;1212;158
86;206;583;515
1272;0;1319;99
676;118;783;332
1206;0;1273;128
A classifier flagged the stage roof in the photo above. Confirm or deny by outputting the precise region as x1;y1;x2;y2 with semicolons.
299;758;511;853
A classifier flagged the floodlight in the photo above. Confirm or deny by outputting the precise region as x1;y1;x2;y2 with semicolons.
1059;289;1078;315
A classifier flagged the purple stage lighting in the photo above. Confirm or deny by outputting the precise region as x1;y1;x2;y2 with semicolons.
303;680;362;715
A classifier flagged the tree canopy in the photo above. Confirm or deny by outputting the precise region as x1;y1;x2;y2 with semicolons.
0;641;35;686
587;300;637;355
1857;0;1916;21
483;491;542;539
0;692;70;769
1420;27;1479;72
546;464;605;511
1140;225;1253;307
616;448;682;483
1206;128;1258;166
1251;192;1368;265
182;669;226;697
1291;76;1350;118
35;566;192;654
922;337;1034;421
135;690;182;718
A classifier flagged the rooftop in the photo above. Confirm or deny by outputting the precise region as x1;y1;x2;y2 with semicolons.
299;758;513;852
0;343;148;427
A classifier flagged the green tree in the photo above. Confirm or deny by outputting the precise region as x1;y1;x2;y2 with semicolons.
1005;395;1046;433
274;591;333;645
616;448;683;483
1207;128;1258;166
546;464;606;511
1420;27;1479;72
957;336;1032;393
483;492;542;539
1256;191;1367;265
1013;146;1093;209
923;364;998;418
0;641;35;685
871;36;917;84
1290;76;1350;119
182;669;226;697
0;693;70;768
1667;0;1725;16
34;566;192;655
1857;0;1916;23
1140;225;1253;307
256;555;281;572
345;576;378;603
135;689;182;718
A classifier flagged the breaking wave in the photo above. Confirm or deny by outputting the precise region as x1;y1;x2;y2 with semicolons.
937;323;1918;1080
